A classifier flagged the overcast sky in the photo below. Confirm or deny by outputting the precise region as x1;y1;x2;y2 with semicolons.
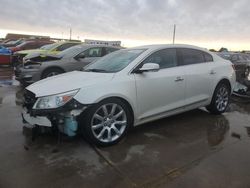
0;0;249;50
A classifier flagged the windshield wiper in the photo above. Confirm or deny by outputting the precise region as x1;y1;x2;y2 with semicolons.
83;68;107;73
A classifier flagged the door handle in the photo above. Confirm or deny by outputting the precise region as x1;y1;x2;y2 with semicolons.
210;70;216;75
175;76;184;82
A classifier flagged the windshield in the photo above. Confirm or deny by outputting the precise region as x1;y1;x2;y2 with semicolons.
57;45;83;58
16;42;29;48
6;40;20;45
84;49;146;73
218;53;231;60
40;43;58;50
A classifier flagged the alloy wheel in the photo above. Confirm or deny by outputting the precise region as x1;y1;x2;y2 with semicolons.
215;86;229;112
91;103;127;143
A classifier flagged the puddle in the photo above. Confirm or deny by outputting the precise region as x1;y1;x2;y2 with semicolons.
206;116;230;147
1;94;16;106
0;80;13;86
228;102;250;115
0;78;19;87
0;67;19;87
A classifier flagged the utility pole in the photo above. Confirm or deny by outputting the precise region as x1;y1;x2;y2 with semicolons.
69;28;72;40
173;24;176;44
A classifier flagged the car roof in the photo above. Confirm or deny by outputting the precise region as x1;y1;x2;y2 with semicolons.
53;41;82;46
73;44;122;49
129;44;209;52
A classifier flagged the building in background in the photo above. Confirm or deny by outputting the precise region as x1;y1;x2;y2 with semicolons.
5;33;50;40
4;33;81;43
84;39;121;47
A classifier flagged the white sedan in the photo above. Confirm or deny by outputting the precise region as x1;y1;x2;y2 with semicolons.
22;44;236;146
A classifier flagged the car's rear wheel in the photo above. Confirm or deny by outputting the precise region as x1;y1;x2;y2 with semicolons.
206;82;230;114
80;98;132;146
41;68;64;79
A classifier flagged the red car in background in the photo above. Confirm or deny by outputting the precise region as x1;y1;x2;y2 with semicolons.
9;40;54;53
0;55;12;65
0;40;54;66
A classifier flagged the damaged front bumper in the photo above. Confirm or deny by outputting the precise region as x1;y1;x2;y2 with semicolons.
22;108;52;128
22;93;89;136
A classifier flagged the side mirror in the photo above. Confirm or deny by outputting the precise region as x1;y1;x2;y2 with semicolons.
136;63;160;73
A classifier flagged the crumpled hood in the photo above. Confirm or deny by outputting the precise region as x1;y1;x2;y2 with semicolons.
23;51;52;61
26;71;114;97
17;49;47;55
24;54;62;64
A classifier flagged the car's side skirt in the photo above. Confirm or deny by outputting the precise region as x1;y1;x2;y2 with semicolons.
135;99;209;126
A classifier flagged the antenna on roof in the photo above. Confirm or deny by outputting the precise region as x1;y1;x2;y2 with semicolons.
173;24;176;44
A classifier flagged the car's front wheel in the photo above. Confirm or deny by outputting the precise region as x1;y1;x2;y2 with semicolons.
206;82;230;114
80;98;132;146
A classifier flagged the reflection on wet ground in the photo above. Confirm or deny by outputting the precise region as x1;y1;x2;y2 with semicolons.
1;67;250;188
0;66;19;87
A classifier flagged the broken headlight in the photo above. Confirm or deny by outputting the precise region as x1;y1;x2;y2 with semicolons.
33;89;79;109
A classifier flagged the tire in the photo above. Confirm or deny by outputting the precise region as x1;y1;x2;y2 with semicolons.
41;68;64;79
206;82;230;115
79;98;133;146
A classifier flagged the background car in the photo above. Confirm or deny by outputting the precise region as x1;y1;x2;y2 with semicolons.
0;39;25;48
12;41;81;66
0;46;12;65
217;52;250;81
15;44;121;85
0;40;54;66
9;40;54;53
22;44;236;146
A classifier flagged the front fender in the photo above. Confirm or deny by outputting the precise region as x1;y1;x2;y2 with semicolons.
73;77;138;118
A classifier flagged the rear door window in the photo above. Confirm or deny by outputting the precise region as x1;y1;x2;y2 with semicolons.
178;48;206;66
203;52;213;62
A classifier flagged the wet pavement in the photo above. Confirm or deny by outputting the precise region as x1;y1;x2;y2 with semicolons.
1;67;250;188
